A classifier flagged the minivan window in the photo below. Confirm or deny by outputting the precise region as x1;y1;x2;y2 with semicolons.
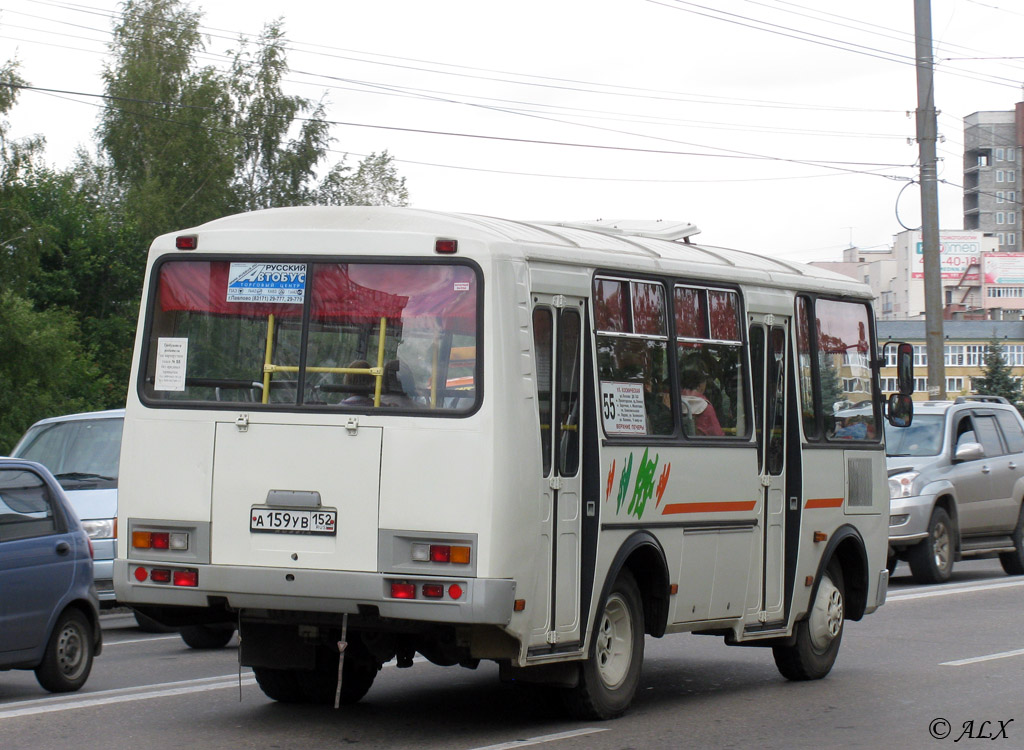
13;419;122;490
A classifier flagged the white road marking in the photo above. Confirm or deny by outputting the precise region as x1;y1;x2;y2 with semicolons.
0;674;255;720
887;578;1024;601
467;728;611;750
105;635;182;646
941;648;1024;666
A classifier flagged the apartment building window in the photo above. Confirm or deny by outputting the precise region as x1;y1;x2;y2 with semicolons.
980;154;991;167
1011;170;1017;182
1010;233;1017;246
997;170;1005;182
1010;192;1018;203
999;233;1006;244
997;148;1006;160
1011;212;1018;225
914;377;928;393
1004;345;1024;366
997;191;1005;203
966;345;986;366
997;212;1006;224
988;287;1024;298
880;377;897;392
944;345;965;365
914;345;927;367
1009;148;1016;162
946;377;964;393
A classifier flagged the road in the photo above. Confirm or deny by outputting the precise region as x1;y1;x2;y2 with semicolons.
2;558;1022;750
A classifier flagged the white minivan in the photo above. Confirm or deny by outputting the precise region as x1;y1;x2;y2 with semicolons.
11;409;124;606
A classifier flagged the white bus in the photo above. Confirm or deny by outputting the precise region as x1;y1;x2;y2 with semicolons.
114;207;913;719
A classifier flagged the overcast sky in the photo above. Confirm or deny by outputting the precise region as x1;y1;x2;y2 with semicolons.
2;0;1023;262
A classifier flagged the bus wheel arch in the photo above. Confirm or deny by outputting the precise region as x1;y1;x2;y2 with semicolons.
604;531;671;638
820;525;869;621
560;532;668;719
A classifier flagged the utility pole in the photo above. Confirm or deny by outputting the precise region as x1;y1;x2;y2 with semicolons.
914;0;945;398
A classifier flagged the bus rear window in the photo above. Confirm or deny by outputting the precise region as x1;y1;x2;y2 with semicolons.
141;259;480;412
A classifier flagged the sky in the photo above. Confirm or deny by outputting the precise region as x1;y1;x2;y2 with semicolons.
2;0;1023;263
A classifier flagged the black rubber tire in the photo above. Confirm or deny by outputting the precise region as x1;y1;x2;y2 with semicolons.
773;560;845;681
253;640;378;705
999;504;1024;576
301;640;378;705
34;608;95;693
253;667;306;703
907;507;955;584
180;624;235;649
562;568;644;720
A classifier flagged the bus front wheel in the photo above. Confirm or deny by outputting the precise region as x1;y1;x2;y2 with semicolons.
773;559;845;681
562;569;644;720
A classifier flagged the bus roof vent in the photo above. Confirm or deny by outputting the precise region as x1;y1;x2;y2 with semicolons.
547;219;701;242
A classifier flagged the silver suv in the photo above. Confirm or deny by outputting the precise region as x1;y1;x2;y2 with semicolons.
886;396;1024;583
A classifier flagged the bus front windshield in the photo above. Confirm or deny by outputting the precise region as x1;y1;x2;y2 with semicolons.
141;260;479;412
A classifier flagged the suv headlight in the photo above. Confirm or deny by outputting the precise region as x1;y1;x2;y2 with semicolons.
888;471;920;499
81;518;116;540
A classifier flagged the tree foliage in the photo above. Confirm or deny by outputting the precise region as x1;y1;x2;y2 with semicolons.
974;338;1023;405
0;0;412;448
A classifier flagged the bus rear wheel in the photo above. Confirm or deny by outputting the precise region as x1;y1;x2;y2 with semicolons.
773;559;845;681
562;569;644;720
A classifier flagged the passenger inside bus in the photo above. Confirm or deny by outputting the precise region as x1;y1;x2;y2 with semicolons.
380;360;417;408
678;358;724;437
342;360;375;406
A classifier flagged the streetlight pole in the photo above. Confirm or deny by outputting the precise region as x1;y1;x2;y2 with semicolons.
914;0;945;398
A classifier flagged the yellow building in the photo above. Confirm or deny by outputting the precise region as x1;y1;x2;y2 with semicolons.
877;320;1024;400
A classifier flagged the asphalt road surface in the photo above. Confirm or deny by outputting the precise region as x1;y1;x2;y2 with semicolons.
2;558;1022;750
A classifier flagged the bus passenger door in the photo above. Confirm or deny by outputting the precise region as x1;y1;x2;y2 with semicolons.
749;319;788;625
530;296;584;651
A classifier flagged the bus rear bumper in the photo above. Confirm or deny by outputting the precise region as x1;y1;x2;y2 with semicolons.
114;559;516;626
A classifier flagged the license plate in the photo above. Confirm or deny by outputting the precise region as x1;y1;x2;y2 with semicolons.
250;507;337;536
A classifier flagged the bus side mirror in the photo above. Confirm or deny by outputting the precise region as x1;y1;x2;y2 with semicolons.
887;393;913;427
896;342;914;396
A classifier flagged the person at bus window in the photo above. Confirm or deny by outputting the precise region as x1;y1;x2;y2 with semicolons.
380;360;416;408
679;359;724;436
343;360;375;406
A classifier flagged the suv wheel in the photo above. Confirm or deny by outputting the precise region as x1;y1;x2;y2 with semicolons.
907;507;954;584
998;504;1024;576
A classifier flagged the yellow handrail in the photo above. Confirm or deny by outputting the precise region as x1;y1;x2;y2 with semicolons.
261;314;275;404
261;315;388;405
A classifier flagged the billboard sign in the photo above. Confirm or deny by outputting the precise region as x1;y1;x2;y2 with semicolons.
912;233;982;280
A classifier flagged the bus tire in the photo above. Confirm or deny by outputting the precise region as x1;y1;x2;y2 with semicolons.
907;507;954;584
998;504;1024;576
562;568;644;720
773;560;844;681
253;667;306;703
180;624;235;649
304;640;379;706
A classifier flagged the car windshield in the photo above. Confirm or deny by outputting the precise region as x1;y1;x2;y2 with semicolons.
883;414;944;457
13;418;123;489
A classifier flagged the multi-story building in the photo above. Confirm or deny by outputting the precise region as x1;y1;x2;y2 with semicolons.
877;320;1024;401
963;106;1023;252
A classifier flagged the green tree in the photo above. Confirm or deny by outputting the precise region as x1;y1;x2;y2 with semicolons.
317;150;409;207
0;291;109;452
227;21;331;210
974;338;1023;404
96;0;236;240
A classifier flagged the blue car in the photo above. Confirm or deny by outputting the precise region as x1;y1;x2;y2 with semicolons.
0;458;102;692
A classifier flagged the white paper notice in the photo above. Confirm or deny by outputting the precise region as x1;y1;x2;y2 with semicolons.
601;381;648;435
155;338;188;391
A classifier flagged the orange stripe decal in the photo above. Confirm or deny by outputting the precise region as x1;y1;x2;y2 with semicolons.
662;501;757;515
805;497;844;509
